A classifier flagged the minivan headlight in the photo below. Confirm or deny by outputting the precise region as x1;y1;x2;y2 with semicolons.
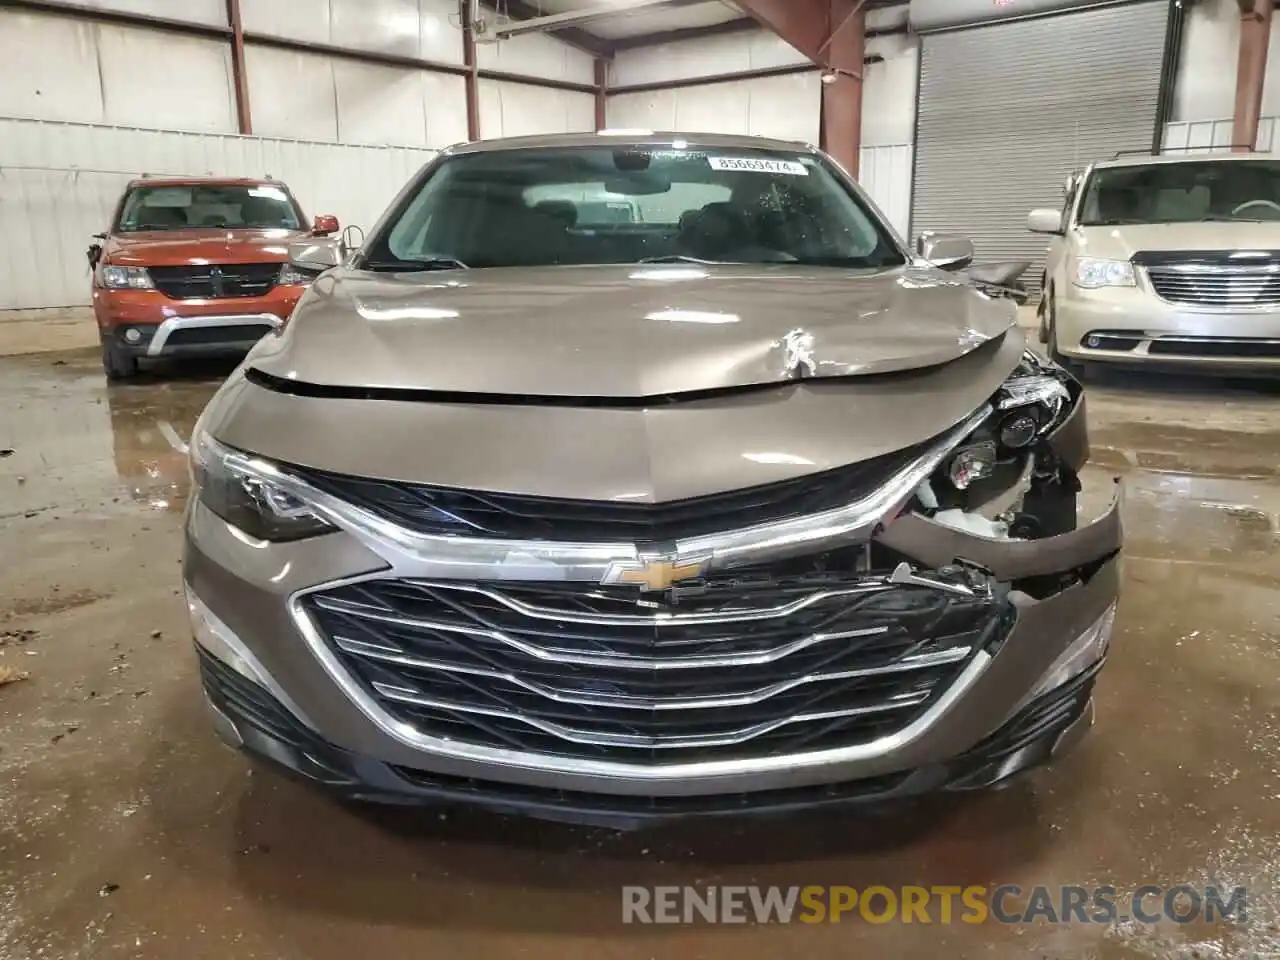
1072;258;1135;289
190;429;334;542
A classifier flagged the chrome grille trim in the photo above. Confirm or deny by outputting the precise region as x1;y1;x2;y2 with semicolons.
369;681;932;750
318;579;890;627
215;404;992;584
289;581;997;783
1146;263;1280;308
312;598;891;670
336;635;972;711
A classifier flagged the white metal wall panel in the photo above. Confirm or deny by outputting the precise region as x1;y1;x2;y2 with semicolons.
244;44;340;141
911;3;1168;277
244;44;468;147
97;25;236;132
63;0;227;27
0;10;104;123
861;42;917;147
477;80;595;139
0;10;235;132
1163;117;1279;152
859;144;914;239
1174;0;1280;121
240;0;464;63
607;73;821;144
0;118;436;310
608;29;807;87
475;10;596;85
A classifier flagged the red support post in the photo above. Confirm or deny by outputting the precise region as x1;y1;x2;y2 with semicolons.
461;0;481;141
822;0;865;178
225;0;252;134
594;58;609;131
1233;0;1273;151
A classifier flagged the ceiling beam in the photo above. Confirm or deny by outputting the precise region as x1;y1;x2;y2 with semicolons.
485;0;616;56
731;0;830;62
494;0;677;38
610;16;759;50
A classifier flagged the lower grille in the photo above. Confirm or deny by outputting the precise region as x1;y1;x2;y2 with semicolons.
166;324;273;347
299;569;1010;766
1147;337;1280;358
151;263;279;299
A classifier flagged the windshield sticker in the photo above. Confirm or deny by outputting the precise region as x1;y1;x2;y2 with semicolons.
707;157;808;176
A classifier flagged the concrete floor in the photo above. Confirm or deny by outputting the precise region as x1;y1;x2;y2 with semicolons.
3;344;1280;960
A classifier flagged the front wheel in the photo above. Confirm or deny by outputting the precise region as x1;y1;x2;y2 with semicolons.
1044;287;1082;374
102;340;139;381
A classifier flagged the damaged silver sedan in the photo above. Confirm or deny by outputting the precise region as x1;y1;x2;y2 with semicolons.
182;132;1121;828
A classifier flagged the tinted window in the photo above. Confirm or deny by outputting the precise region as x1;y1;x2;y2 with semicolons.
1078;160;1280;225
116;184;302;232
368;146;905;270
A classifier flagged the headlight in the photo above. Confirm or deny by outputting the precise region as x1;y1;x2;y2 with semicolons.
1072;257;1135;289
278;262;319;286
100;265;154;290
190;429;334;542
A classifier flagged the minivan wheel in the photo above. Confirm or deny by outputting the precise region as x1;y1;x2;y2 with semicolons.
102;340;140;381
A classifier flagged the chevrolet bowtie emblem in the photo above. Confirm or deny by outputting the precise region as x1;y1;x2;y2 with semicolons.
601;556;711;592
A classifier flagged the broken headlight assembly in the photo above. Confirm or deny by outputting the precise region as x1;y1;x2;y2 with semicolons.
920;351;1080;539
190;429;335;542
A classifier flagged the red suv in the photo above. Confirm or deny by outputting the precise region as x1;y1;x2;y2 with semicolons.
90;177;339;380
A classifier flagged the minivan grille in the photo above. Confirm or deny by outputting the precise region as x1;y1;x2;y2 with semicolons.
150;263;280;300
299;571;1009;766
1136;250;1280;308
288;442;930;544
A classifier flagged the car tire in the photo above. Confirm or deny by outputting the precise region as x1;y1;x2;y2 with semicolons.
1044;287;1082;374
102;340;139;381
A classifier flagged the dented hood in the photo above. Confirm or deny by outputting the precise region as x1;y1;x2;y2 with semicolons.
249;263;1016;397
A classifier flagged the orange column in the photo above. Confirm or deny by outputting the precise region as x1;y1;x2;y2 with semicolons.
1233;0;1273;151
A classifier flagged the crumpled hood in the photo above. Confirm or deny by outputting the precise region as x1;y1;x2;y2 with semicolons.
248;263;1015;397
1076;221;1280;260
106;228;304;267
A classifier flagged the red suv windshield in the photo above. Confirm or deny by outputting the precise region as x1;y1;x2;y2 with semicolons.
116;183;303;233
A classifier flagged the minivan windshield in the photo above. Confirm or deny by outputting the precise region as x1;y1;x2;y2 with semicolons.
366;146;906;270
116;183;303;232
1078;160;1280;225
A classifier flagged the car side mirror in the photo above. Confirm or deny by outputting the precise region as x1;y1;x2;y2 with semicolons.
340;224;364;256
312;214;339;236
288;238;343;272
1027;208;1064;235
917;232;975;271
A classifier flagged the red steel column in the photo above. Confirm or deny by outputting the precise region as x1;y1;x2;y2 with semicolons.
821;0;866;177
226;0;252;134
1233;0;1273;151
461;0;481;140
595;58;609;131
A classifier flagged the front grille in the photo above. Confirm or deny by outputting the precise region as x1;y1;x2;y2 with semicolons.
150;263;279;300
166;324;273;347
300;568;1009;766
1137;250;1280;307
1147;337;1280;358
288;442;931;544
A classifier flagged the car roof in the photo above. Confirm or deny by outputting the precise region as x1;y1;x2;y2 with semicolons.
444;131;817;155
123;176;288;189
1092;151;1280;170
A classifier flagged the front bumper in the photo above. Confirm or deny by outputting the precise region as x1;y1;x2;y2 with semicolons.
1055;285;1280;369
183;482;1121;815
94;287;302;359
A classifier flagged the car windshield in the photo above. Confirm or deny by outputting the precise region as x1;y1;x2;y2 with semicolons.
1077;160;1280;225
367;145;906;270
116;183;302;232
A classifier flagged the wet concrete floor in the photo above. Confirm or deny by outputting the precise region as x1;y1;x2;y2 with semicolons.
2;350;1280;959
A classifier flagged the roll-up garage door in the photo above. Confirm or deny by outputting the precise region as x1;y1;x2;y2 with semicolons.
910;2;1169;286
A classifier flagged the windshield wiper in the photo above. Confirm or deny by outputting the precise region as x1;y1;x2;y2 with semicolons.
637;255;724;265
1199;214;1268;222
363;256;470;272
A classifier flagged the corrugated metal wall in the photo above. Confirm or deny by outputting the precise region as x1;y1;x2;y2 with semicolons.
0;118;437;310
911;2;1169;280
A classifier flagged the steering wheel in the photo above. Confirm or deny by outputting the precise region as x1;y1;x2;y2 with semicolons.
1231;199;1280;217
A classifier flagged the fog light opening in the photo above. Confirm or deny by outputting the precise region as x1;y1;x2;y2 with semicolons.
123;327;142;344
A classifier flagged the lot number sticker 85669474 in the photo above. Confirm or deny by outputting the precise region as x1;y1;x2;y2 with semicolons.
707;157;809;176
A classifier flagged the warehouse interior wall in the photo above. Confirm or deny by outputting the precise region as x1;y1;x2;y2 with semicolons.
0;0;596;310
1173;0;1280;122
